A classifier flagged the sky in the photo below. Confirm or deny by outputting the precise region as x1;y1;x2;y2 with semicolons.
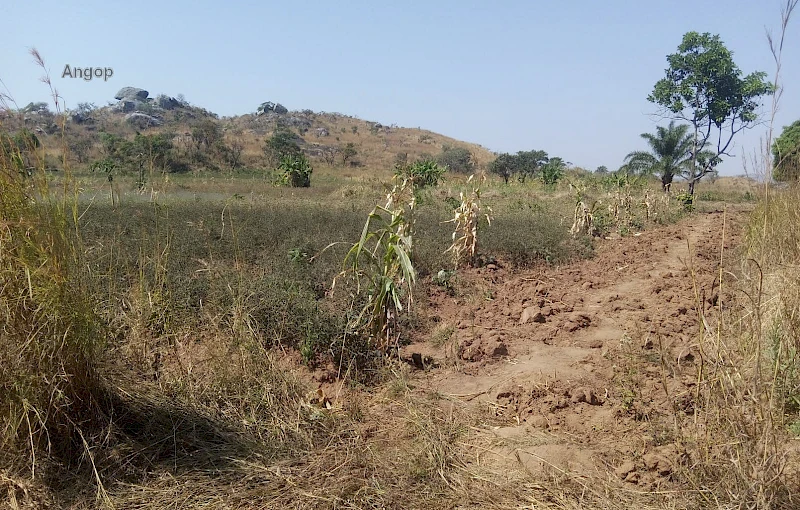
2;0;798;175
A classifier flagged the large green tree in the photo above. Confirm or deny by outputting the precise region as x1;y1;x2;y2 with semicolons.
514;150;549;182
489;153;517;184
624;121;694;191
649;32;773;195
772;120;800;182
488;149;549;184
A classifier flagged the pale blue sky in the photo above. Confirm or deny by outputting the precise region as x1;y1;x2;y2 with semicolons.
2;0;798;174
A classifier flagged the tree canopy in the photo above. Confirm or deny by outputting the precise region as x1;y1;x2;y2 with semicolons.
624;121;694;191
648;31;773;194
773;120;800;182
488;150;549;184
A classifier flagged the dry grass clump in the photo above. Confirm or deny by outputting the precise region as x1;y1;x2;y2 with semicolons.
0;68;110;490
658;5;800;507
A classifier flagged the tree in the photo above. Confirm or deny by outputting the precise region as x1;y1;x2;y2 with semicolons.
436;145;475;174
489;153;517;184
68;137;93;164
772;119;800;181
8;129;40;176
624;121;694;191
341;142;357;166
191;119;222;151
264;127;302;166
595;165;608;174
514;150;548;182
648;32;773;195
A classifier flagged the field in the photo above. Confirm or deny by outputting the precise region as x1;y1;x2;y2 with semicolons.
6;137;800;510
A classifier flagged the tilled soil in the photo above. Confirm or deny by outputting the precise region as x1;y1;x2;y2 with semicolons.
403;208;743;487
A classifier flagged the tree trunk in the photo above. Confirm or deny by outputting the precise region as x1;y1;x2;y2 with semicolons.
661;174;671;192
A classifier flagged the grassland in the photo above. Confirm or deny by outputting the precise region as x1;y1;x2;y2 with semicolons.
4;89;800;510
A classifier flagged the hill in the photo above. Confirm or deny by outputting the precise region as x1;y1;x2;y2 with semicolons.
6;86;496;178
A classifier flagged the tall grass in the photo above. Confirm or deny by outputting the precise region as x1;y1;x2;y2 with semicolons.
667;3;800;508
0;54;107;477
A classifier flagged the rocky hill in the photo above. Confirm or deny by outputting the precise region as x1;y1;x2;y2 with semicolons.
10;85;496;177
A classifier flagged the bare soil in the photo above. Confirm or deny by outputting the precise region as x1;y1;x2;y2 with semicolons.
401;208;744;488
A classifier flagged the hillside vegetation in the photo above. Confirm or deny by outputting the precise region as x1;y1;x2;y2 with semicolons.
9;88;495;181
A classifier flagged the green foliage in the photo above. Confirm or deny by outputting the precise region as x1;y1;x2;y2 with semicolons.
540;157;565;187
191;119;222;150
675;190;694;211
91;157;117;182
773;119;800;181
264;127;302;166
395;159;446;189
515;150;549;182
436;145;474;174
624;121;694;190
595;165;608;174
277;154;313;187
489;150;548;183
648;31;773;193
341;142;358;165
489;153;516;184
96;131;178;177
338;177;416;351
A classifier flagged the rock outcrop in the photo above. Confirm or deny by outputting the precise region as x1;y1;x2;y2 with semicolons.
115;87;149;101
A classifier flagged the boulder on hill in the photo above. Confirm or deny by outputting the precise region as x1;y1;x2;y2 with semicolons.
257;101;288;115
124;112;162;128
156;95;182;110
115;87;149;101
112;100;139;113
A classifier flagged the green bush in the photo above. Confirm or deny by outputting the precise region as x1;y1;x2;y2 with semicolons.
278;154;313;187
436;145;474;174
395;159;446;189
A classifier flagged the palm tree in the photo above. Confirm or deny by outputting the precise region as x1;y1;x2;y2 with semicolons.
624;121;693;191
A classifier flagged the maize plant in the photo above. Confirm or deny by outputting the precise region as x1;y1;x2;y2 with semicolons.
446;174;492;267
608;186;634;226
335;175;416;351
569;182;601;236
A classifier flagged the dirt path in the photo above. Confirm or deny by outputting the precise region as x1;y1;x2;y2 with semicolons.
405;209;743;486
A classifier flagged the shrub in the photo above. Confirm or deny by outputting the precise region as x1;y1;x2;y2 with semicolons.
264;127;302;166
436;145;474;174
395;159;446;189
277;154;312;187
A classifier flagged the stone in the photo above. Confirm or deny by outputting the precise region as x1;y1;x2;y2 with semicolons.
488;340;508;357
115;87;149;101
615;460;636;479
643;452;672;476
520;306;546;325
528;415;549;429
156;95;182;110
124;112;162;128
570;387;601;405
112;100;138;113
